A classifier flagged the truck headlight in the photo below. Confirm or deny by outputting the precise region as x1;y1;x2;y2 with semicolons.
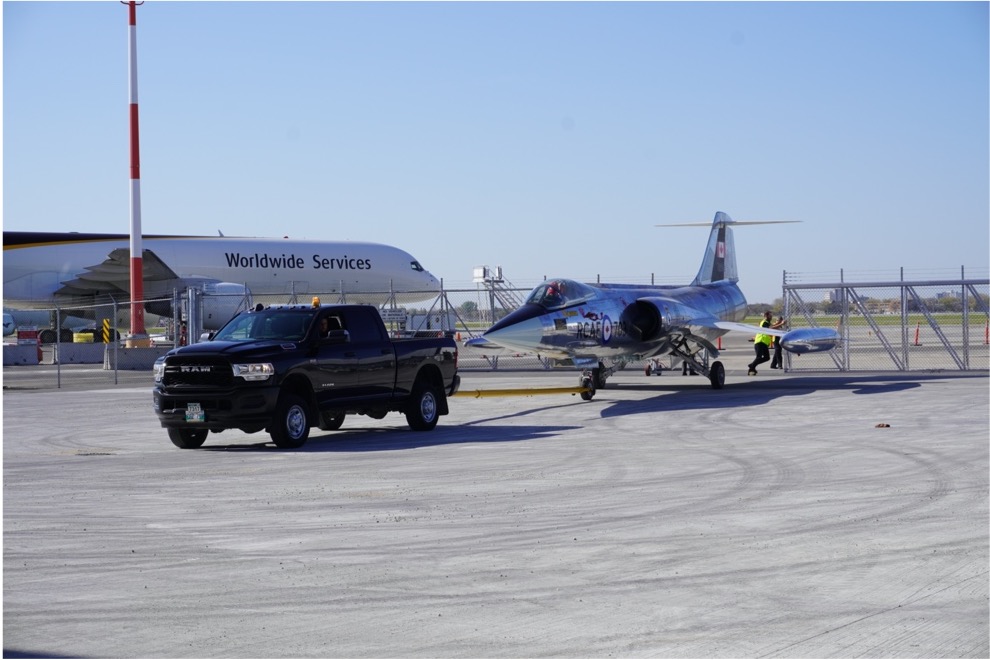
153;357;166;383
233;363;275;381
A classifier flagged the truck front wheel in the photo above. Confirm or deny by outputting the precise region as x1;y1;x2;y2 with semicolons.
406;382;440;431
168;428;208;449
270;393;310;449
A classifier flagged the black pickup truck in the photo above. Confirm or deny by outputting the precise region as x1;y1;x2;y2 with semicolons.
152;304;460;449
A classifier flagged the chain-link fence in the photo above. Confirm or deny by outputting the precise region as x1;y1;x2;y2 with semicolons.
5;269;987;387
782;269;989;372
3;296;176;387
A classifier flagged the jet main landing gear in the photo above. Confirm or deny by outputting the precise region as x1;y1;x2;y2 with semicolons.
708;361;725;389
670;349;725;390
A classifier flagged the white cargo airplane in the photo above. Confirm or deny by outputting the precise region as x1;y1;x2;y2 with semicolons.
3;232;440;329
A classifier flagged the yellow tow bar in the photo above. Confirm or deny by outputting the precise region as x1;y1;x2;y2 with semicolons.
452;386;591;398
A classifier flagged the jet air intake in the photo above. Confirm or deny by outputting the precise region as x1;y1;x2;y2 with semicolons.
619;300;663;342
621;298;710;343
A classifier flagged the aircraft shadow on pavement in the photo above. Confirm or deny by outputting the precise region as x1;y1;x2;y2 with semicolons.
203;401;585;453
316;423;583;452
204;424;581;453
2;650;78;659
597;374;938;419
199;374;974;452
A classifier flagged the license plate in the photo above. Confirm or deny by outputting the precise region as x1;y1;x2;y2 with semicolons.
185;403;205;422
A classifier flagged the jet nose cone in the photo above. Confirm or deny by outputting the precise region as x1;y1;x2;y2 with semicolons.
483;304;547;352
484;318;545;352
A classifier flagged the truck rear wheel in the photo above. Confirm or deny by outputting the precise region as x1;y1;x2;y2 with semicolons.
406;381;440;431
168;428;208;449
323;411;346;430
270;393;310;448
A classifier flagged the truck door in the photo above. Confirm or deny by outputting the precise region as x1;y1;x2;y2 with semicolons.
312;313;363;407
342;308;396;400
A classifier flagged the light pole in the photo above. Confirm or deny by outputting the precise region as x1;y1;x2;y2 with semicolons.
124;0;149;347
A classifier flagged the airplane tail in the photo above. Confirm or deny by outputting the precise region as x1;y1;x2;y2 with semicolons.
692;211;736;285
657;212;800;286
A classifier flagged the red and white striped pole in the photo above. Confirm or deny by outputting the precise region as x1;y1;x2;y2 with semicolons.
125;1;148;346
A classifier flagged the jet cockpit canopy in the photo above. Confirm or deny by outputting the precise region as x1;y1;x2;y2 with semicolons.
525;279;597;310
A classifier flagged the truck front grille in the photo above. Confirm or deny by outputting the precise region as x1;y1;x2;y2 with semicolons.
163;358;233;388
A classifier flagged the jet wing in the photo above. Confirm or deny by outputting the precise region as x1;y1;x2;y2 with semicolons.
711;320;786;337
714;320;841;354
463;336;510;354
54;248;181;299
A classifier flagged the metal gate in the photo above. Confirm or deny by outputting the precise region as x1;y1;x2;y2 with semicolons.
782;268;989;372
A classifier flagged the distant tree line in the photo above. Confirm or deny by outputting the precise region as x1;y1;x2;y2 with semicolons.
748;293;989;317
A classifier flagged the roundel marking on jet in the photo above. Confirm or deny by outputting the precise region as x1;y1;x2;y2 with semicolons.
602;315;613;344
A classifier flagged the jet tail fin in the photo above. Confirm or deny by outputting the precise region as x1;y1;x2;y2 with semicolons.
657;212;800;286
694;211;735;285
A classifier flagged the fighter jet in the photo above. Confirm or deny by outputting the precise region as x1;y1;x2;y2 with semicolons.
467;212;840;400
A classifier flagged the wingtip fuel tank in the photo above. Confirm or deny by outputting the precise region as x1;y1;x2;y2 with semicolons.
779;327;842;354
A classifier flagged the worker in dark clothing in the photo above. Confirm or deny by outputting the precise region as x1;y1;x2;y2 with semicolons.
770;316;787;369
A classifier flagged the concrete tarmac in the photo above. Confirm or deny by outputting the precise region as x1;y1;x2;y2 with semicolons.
3;366;988;658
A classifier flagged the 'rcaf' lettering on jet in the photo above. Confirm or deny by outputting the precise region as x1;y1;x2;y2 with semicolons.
574;313;621;344
224;252;372;270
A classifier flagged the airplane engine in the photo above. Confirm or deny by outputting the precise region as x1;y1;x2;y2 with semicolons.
140;283;252;330
201;282;252;330
620;300;663;342
144;299;173;318
620;298;700;342
779;327;841;354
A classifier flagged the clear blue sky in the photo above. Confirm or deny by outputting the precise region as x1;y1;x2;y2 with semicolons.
4;1;988;303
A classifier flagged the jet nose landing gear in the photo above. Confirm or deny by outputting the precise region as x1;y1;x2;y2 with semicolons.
579;373;595;400
579;362;612;401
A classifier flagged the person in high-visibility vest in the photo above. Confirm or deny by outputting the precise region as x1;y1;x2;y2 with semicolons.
747;310;774;376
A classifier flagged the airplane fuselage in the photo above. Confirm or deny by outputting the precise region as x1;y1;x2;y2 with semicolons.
484;280;747;361
3;232;440;306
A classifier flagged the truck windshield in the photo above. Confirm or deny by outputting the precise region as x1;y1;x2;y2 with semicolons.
213;311;316;342
524;279;596;310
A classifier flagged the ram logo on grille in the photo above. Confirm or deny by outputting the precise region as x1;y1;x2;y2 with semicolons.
180;365;212;373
